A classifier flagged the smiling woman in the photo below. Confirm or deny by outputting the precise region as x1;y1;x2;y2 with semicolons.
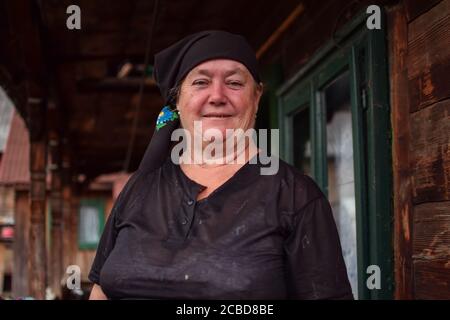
88;30;353;300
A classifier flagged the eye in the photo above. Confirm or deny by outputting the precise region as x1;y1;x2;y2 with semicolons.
192;79;209;86
227;80;244;88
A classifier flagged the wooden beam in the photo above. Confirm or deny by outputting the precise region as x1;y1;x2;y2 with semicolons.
48;120;63;298
256;3;305;59
388;3;414;299
28;97;48;300
69;190;79;281
61;147;75;282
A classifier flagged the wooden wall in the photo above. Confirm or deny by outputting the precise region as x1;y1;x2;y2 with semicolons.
391;0;450;299
406;0;450;299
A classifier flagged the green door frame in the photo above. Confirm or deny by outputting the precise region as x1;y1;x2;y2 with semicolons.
276;10;392;300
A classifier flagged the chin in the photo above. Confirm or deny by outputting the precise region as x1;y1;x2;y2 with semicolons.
202;125;230;140
200;120;231;132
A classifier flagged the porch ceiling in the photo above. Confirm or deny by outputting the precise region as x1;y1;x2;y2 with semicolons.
1;0;299;178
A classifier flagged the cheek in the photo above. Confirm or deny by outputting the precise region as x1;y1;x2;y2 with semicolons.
177;96;197;126
179;93;204;116
233;94;256;117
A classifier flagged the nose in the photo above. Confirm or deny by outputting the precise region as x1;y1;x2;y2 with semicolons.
208;81;227;106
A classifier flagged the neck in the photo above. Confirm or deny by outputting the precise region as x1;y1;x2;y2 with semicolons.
181;138;259;169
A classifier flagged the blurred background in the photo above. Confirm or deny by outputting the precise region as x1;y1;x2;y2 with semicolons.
0;0;448;300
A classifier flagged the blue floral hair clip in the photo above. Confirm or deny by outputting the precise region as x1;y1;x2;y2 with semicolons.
156;105;179;131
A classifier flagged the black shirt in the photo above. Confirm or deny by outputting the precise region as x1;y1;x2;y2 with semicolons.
88;155;353;299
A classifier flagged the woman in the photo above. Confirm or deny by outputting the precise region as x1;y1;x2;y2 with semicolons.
89;30;353;300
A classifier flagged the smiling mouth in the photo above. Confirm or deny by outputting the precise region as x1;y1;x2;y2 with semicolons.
202;115;232;118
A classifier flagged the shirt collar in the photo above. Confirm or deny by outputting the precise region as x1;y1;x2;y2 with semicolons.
162;153;265;201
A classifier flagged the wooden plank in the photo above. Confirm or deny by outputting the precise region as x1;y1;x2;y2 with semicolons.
61;149;75;274
407;0;450;81
49;130;63;298
413;201;450;299
410;100;450;204
404;0;443;22
407;0;450;112
62;183;72;276
70;195;79;272
28;140;47;300
413;201;450;259
408;59;450;112
414;259;450;299
28;97;48;300
388;3;415;299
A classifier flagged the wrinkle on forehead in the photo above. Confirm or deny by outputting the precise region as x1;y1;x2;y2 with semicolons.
186;60;251;78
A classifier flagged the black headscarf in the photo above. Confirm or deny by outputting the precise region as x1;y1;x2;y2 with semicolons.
138;30;260;175
154;30;261;105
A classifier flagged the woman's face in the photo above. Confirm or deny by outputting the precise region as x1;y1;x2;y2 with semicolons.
177;59;263;140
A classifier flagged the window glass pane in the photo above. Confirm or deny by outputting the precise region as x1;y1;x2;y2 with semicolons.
293;106;311;175
79;205;100;245
323;71;358;298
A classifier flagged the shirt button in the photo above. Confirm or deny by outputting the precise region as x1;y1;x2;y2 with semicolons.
187;199;194;206
181;218;188;225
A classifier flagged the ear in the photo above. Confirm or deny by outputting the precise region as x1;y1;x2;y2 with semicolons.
254;82;264;112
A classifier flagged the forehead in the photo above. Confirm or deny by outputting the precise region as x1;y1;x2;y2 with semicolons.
186;59;251;77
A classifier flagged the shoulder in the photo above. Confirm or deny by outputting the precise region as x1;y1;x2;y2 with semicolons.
111;169;149;219
262;157;325;213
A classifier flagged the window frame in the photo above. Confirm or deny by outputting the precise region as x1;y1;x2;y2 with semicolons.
277;10;392;300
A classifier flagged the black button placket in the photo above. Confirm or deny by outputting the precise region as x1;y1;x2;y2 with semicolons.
167;160;207;243
178;187;200;240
